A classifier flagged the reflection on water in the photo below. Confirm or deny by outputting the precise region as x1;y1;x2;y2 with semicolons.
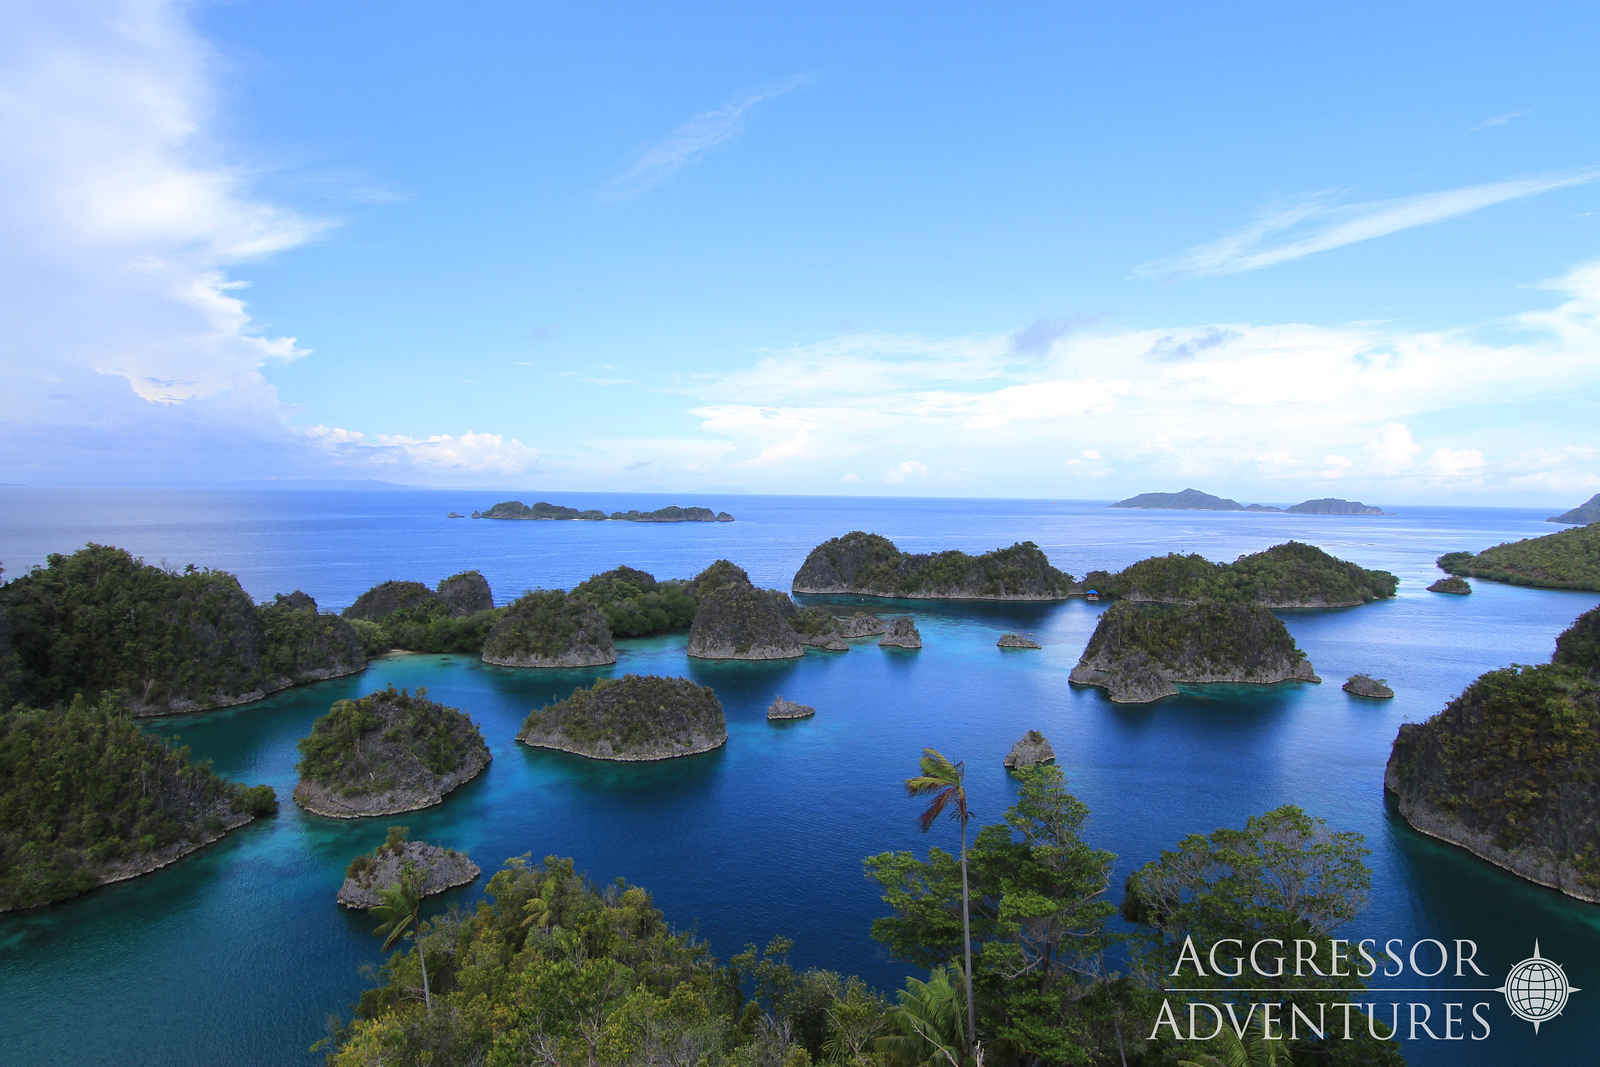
1;489;1598;1065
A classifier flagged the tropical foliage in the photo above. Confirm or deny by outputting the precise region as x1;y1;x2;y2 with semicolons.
482;590;613;663
572;566;697;636
1437;523;1600;591
296;685;486;793
0;696;275;910
1083;542;1397;606
793;533;1074;599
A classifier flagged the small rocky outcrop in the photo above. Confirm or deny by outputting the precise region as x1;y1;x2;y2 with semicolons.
688;585;803;660
257;592;367;691
716;512;735;522
1003;730;1055;769
767;696;816;720
879;616;922;649
837;611;888;637
1427;576;1472;595
793;532;1073;600
788;606;849;650
1343;674;1394;699
437;571;493;615
997;633;1041;649
1069;602;1318;703
518;674;727;760
1386;609;1600;904
293;686;491;818
337;828;480;908
482;590;616;667
343;580;446;622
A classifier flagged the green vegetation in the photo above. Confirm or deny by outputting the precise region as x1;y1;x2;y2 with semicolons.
296;686;486;796
1437;523;1600;591
0;696;276;910
793;532;1073;599
609;505;724;522
481;590;614;666
518;674;726;759
788;605;841;637
475;500;608;520
1078;602;1305;678
257;593;365;685
1083;541;1397;606
1;544;267;711
343;579;502;656
325;761;1397;1066
572;566;696;636
1109;489;1243;511
1548;492;1600;525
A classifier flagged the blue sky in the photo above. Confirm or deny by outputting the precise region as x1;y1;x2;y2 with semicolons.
2;1;1598;502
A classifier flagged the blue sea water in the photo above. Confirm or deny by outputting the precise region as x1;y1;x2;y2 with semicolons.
1;487;1597;1066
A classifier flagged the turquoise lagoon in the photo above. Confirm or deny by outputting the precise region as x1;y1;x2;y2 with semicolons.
0;488;1597;1065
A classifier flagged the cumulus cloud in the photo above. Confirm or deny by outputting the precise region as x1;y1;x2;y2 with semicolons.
307;427;541;475
1138;169;1600;278
602;75;810;200
884;461;929;484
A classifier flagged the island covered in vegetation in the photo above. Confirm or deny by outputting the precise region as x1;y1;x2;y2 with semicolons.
1082;541;1397;607
1070;602;1319;702
337;826;479;909
481;590;616;667
609;505;733;522
1438;523;1600;591
517;674;727;760
471;501;733;522
343;573;502;656
1;544;365;716
1386;605;1600;902
0;697;277;911
1110;488;1247;510
571;566;696;636
792;531;1073;600
293;686;490;818
1549;493;1600;524
1284;498;1385;515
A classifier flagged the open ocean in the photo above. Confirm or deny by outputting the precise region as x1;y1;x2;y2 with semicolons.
1;486;1597;1066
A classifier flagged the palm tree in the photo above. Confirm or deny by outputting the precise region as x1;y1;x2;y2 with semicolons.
1177;1014;1290;1067
876;964;969;1067
905;748;976;1054
371;861;431;1015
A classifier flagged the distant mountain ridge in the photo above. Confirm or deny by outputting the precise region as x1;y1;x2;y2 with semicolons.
1549;493;1600;525
1109;489;1385;515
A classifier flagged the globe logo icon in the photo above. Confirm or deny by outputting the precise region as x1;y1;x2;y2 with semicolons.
1499;942;1580;1033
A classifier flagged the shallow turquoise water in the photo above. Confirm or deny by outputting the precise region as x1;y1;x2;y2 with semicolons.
1;489;1597;1064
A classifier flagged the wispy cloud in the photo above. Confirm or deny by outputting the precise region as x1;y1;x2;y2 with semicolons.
602;75;811;200
1137;169;1600;279
1470;111;1527;133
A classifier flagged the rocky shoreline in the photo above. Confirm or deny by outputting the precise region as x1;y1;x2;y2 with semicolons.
518;675;728;760
337;837;481;908
293;755;490;818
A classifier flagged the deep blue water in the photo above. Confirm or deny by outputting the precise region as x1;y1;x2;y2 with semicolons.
1;487;1597;1065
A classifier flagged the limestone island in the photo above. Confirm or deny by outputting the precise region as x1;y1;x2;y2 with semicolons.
767;695;816;720
1438;524;1600;592
343;572;502;657
998;633;1041;649
792;531;1073;600
609;506;733;522
1069;602;1319;703
837;611;889;637
473;500;607;520
1080;541;1397;608
1285;498;1386;515
788;606;849;650
879;616;922;649
0;699;277;911
337;827;480;909
1549;493;1600;525
1343;674;1394;699
1386;605;1600;903
0;544;366;717
293;686;491;818
687;561;803;660
517;674;727;760
572;566;696;637
482;589;616;667
1427;576;1472;595
1004;730;1056;769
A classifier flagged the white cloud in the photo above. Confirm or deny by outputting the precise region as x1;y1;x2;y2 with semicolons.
1367;423;1421;471
602;75;810;200
883;460;929;484
841;472;860;483
1470;111;1526;133
1430;447;1485;476
1138;169;1600;278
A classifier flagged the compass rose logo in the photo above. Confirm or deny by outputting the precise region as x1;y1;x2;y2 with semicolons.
1497;942;1580;1033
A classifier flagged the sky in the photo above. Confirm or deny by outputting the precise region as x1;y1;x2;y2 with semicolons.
1;1;1598;504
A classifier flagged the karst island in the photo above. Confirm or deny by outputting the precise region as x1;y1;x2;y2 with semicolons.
791;531;1073;599
517;674;728;760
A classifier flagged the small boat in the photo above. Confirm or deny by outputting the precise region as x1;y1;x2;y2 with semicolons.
1085;589;1100;602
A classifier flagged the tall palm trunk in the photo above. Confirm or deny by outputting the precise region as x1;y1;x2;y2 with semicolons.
959;817;974;1056
417;922;432;1015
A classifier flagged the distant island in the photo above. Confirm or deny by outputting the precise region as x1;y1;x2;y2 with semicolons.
0;698;277;911
1549;493;1600;525
0;544;366;716
517;674;727;760
481;590;616;667
293;686;491;818
1069;602;1320;703
791;531;1073;600
1109;489;1386;515
472;501;733;522
337;827;479;909
1081;541;1398;607
1386;605;1600;902
1437;524;1600;592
